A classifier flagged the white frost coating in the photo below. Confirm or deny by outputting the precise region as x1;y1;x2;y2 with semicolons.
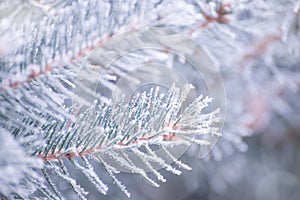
107;151;160;188
132;148;182;176
53;167;88;200
103;74;117;81
161;146;192;170
71;157;108;195
132;147;167;183
96;155;131;198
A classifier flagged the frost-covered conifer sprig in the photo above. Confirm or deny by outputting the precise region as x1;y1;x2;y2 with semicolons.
32;84;220;199
2;0;300;198
0;1;224;198
0;0;228;163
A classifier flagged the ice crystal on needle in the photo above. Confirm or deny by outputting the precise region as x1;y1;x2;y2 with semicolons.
31;84;219;199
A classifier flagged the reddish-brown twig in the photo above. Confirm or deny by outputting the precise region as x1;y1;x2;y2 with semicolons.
188;3;232;35
37;132;177;161
242;35;281;63
0;34;115;93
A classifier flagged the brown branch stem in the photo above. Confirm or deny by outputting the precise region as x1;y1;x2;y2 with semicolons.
37;132;177;161
188;3;232;35
0;33;117;92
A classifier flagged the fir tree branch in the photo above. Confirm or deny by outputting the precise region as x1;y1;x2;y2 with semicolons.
32;84;220;198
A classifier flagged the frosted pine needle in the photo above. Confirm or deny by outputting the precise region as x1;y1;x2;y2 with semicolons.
37;84;220;160
34;84;220;197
